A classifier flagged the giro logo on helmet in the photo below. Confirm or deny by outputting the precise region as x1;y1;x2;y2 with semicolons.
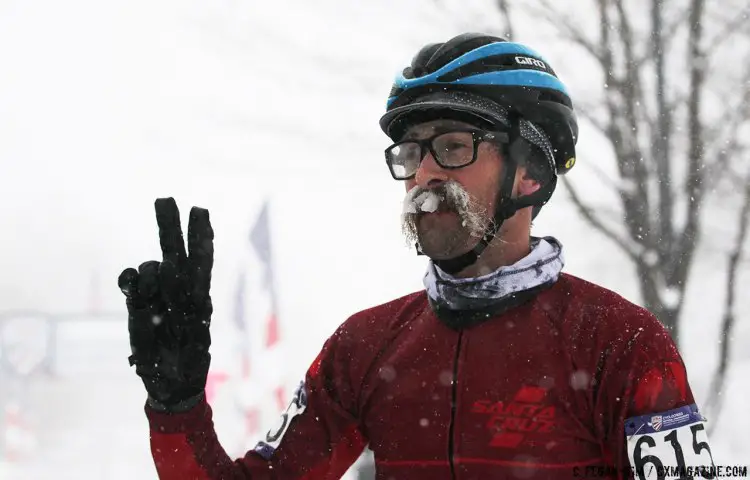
515;56;547;70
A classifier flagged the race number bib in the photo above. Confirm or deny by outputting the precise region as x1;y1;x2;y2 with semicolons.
254;380;308;460
625;404;715;479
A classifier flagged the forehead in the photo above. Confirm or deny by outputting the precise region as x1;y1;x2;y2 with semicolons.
401;119;479;139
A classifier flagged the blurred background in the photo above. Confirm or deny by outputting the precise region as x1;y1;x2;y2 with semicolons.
0;0;748;478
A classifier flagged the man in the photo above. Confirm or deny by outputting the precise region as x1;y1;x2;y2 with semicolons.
118;33;715;479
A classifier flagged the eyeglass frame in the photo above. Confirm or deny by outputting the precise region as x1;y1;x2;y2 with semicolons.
384;128;511;180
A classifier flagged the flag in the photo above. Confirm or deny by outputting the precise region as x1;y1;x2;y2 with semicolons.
233;271;251;378
250;200;280;349
235;199;287;447
232;265;260;443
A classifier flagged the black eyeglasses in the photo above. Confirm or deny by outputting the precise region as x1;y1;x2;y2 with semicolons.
384;129;509;180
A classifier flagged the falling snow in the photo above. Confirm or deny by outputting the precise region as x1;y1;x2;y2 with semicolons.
660;286;681;309
569;370;590;391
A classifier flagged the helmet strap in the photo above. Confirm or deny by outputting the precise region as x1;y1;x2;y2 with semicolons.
417;113;557;275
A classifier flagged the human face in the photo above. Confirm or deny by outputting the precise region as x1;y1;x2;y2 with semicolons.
399;119;504;260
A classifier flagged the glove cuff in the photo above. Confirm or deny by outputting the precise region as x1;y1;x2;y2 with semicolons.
147;391;206;413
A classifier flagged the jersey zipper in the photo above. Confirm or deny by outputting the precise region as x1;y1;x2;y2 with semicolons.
447;330;463;480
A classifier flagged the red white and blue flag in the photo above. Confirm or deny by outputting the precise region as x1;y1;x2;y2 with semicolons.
249;201;286;411
233;200;287;445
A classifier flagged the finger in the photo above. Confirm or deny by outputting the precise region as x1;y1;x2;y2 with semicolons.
128;311;157;361
118;268;139;297
158;258;185;310
157;258;189;346
128;306;157;341
137;261;161;299
121;269;155;346
187;206;214;298
155;197;187;268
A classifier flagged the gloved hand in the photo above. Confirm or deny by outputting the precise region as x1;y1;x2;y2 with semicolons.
118;197;214;412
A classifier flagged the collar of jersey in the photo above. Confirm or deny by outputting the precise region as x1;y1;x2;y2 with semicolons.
423;236;564;313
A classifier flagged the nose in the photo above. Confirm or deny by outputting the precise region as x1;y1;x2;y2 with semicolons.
414;150;449;189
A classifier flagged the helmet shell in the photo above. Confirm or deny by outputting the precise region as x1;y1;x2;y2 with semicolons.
380;33;578;174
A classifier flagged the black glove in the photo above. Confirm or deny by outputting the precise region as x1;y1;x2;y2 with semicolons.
118;197;214;412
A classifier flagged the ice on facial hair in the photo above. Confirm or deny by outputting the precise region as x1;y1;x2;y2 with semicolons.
403;189;442;214
418;191;441;212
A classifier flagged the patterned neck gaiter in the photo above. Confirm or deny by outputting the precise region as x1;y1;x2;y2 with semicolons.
423;236;565;312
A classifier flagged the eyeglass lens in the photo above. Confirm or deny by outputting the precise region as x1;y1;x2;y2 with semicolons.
387;131;476;179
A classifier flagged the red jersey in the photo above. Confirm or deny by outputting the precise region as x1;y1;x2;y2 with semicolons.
145;273;701;479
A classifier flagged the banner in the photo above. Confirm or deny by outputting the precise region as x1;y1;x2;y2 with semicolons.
234;200;287;448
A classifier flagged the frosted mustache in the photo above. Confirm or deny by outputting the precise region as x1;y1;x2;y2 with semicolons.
402;182;469;215
403;189;443;214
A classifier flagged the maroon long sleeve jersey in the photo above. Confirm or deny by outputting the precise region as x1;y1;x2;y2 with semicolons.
145;273;706;479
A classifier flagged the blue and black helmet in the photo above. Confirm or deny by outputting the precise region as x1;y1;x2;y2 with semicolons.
379;33;578;176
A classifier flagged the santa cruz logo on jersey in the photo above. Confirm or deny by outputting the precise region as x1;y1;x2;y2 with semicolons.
472;386;555;448
254;380;308;460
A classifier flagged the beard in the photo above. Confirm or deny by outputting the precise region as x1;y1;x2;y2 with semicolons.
401;181;493;259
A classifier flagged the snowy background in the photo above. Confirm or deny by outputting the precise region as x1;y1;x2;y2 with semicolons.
0;0;748;478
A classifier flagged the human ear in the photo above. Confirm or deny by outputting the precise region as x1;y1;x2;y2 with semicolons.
516;168;541;196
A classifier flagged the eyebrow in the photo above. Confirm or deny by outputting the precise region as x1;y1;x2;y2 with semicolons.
402;125;464;140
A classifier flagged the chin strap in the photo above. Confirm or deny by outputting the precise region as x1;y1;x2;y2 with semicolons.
418;113;557;275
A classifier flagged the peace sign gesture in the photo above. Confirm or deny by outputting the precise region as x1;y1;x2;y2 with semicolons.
118;198;215;412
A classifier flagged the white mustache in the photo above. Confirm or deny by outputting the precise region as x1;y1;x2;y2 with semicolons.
402;182;471;215
402;188;443;214
401;182;490;240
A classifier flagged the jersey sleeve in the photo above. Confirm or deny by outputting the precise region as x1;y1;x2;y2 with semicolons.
597;310;715;479
144;326;368;479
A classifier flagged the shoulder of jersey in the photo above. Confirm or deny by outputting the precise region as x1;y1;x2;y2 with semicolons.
338;290;428;337
556;273;666;334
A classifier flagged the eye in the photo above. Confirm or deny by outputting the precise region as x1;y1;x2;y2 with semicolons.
443;141;471;151
435;131;474;151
